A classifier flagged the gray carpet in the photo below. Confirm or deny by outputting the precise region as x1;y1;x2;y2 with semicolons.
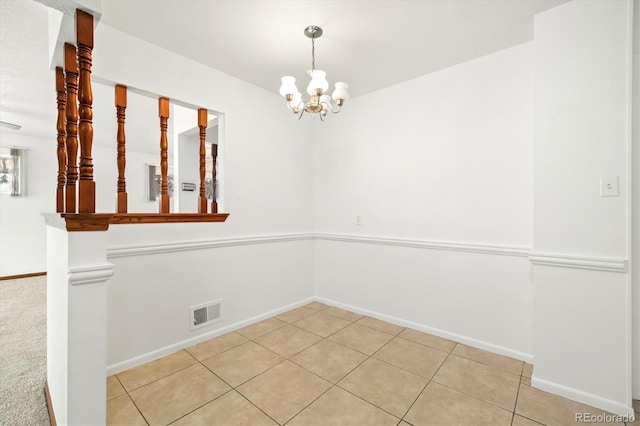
0;276;49;426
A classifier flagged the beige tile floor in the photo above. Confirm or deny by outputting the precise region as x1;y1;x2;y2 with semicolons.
107;302;638;425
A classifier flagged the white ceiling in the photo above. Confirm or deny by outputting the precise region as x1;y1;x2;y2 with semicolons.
0;0;568;139
100;0;568;98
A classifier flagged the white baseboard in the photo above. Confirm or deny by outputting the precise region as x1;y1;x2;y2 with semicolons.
314;296;534;363
106;296;314;375
531;376;635;418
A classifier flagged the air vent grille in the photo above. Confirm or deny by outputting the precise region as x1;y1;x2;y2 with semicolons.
190;299;222;330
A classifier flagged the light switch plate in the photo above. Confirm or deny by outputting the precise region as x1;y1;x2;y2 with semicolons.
600;176;619;197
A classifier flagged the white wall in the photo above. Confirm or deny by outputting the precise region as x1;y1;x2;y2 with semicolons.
314;42;535;359
90;24;316;369
0;131;56;276
531;0;633;415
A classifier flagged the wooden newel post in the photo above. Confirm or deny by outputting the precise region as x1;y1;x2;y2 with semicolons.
115;85;128;213
198;109;208;213
211;143;218;213
55;67;67;213
76;9;95;213
159;97;170;214
64;43;79;213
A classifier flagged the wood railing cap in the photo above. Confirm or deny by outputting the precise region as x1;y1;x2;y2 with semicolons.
64;43;78;73
159;97;170;117
76;9;94;48
198;108;208;127
115;85;127;107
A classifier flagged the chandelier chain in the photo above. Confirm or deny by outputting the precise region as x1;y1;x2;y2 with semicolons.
311;37;315;71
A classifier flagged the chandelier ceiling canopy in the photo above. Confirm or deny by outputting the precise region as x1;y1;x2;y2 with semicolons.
279;25;349;121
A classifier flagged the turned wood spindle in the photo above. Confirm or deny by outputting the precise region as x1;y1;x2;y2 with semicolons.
64;43;79;214
211;143;218;213
198;109;208;213
158;97;170;214
76;9;95;213
55;67;67;213
115;85;128;213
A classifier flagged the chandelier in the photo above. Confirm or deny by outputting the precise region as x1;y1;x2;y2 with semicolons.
279;26;349;121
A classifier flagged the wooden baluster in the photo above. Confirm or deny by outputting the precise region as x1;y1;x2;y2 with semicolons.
76;9;95;213
64;43;79;213
158;97;170;213
55;67;67;213
198;109;208;213
211;143;218;213
115;85;128;213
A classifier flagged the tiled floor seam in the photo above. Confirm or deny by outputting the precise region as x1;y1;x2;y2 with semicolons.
322;334;407;422
510;376;523;426
113;373;150;425
394;334;455;354
165;388;235;425
117;359;199;394
289;319;353;339
332;382;402;422
430;378;518;416
452;352;524;375
120;385;150;425
186;357;283;425
237;322;288;340
230;389;281;426
282;385;338;425
187;336;249;363
353;320;406;336
397;341;458;423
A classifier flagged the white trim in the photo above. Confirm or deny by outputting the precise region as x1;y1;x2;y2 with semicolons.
623;0;636;405
315;296;534;363
314;233;530;257
106;296;314;375
107;233;314;258
68;263;114;286
529;252;628;273
107;232;631;276
531;376;635;418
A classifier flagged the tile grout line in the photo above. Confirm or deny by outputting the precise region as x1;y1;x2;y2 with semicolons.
397;340;460;424
318;323;418;421
114;374;150;425
510;371;525;425
178;352;282;425
116;350;200;394
165;388;236;425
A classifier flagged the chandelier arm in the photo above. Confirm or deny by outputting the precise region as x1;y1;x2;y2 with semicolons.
330;103;342;114
311;37;315;71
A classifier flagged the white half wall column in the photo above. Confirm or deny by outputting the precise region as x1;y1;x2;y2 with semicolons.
532;0;634;417
44;214;114;425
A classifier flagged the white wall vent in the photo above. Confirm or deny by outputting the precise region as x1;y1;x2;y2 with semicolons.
190;299;222;331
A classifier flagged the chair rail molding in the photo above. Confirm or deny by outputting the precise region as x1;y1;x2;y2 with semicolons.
528;252;628;273
315;233;531;257
107;233;314;258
